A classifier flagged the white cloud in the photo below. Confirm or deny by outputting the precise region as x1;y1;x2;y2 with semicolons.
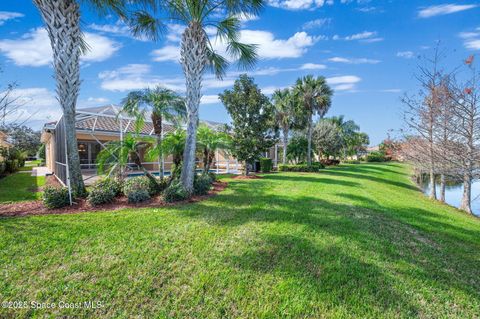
151;45;181;62
418;4;478;18
2;88;61;124
0;28;121;67
379;89;402;93
333;31;383;43
326;75;361;91
86;97;109;104
151;30;319;62
268;0;329;10
300;63;327;69
302;18;332;30
0;11;24;25
200;95;220;104
459;27;480;50
396;51;415;59
88;21;148;41
328;57;380;64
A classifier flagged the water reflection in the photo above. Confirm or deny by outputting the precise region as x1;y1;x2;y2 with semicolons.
419;176;480;216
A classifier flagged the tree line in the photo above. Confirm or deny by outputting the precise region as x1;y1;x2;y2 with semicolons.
401;48;479;215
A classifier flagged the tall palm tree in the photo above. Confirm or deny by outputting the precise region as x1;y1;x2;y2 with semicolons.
137;0;263;193
33;0;152;195
122;86;186;179
272;88;296;165
150;129;186;179
196;124;231;173
294;75;333;166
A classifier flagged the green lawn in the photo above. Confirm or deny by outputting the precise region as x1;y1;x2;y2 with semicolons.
1;163;479;318
0;173;45;203
17;160;43;172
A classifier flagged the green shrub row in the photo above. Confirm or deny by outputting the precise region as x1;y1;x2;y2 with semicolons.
366;151;389;162
278;162;324;172
44;173;217;209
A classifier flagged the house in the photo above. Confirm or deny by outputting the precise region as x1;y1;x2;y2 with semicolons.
41;105;246;185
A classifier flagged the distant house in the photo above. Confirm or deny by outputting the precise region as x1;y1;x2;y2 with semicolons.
41;105;256;185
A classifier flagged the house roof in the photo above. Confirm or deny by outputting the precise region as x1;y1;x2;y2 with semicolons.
45;105;225;136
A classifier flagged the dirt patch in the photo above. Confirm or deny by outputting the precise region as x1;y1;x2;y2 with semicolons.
0;181;228;218
232;175;263;180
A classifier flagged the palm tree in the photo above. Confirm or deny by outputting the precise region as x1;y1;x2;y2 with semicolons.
326;115;360;158
122;86;186;179
32;0;152;195
294;75;333;166
196;124;231;173
96;133;158;183
272;88;296;165
137;0;263;193
150;129;186;179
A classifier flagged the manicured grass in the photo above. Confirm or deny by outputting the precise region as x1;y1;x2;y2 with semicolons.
0;173;45;203
1;163;479;318
17;160;43;172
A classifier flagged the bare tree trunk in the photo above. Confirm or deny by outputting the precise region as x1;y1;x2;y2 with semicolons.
244;161;250;176
34;0;85;196
180;22;208;193
439;173;446;202
282;127;288;165
460;172;473;214
429;169;436;200
307;116;312;166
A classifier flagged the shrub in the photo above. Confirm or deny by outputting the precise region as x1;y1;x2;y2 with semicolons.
164;181;189;203
43;186;70;209
127;189;151;203
0;162;5;176
260;158;273;173
208;172;217;182
153;177;169;194
5;159;19;173
87;187;115;206
124;176;159;197
320;159;340;166
366;151;387;162
194;174;213;195
94;177;123;196
343;160;361;164
278;162;324;172
123;176;151;203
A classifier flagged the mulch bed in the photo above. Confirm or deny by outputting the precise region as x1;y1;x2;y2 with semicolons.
0;181;228;218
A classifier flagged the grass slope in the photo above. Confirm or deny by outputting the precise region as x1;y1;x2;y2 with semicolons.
0;173;45;203
1;163;479;318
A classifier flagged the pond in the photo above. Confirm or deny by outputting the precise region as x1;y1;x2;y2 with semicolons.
419;177;480;216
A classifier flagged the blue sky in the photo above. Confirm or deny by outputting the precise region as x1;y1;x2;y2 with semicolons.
0;1;479;144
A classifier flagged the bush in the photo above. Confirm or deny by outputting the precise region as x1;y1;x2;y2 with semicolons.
343;160;360;164
260;158;273;173
127;189;151;203
208;172;217;182
153;177;169;194
5;159;19;173
0;162;5;176
87;187;116;206
278;162;324;172
43;186;70;209
93;177;123;196
164;181;189;203
194;174;213;195
123;176;152;203
366;151;387;162
320;159;340;166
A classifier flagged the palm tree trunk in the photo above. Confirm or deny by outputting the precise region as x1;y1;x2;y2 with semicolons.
152;113;163;179
34;0;85;196
203;148;209;174
307;116;313;166
180;22;208;193
282;127;288;165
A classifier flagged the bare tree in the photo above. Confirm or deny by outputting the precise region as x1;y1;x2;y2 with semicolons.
446;56;480;214
402;49;446;200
